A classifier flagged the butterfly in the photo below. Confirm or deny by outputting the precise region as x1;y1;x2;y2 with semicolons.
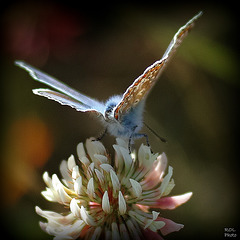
15;12;202;147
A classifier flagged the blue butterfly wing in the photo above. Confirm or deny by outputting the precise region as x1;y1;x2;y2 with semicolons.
15;61;105;114
33;88;102;113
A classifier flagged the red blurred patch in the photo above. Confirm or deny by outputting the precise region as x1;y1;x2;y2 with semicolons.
3;2;85;65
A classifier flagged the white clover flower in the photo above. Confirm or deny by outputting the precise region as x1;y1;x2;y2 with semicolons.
36;138;192;240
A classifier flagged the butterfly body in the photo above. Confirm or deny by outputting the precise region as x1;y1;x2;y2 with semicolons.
15;12;202;143
103;95;145;139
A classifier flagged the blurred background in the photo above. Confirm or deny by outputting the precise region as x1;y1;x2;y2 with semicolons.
0;1;239;239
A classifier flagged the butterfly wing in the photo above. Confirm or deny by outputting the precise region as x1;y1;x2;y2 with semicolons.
114;12;202;121
33;88;101;114
15;61;105;114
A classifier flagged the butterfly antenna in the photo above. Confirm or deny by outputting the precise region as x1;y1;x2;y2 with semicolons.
143;122;167;143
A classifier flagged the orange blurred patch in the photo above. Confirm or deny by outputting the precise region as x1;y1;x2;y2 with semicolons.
2;116;54;205
8;116;53;167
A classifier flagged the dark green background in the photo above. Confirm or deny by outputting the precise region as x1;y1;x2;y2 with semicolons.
1;1;238;239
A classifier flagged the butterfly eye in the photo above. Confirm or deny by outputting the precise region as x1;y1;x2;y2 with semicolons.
104;103;116;119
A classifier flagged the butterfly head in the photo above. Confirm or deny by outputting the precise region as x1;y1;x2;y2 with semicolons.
104;102;116;120
104;95;122;122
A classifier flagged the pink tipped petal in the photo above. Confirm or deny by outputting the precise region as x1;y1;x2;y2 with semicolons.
142;228;165;240
157;153;168;180
152;192;193;209
136;204;149;212
159;217;184;236
141;153;168;190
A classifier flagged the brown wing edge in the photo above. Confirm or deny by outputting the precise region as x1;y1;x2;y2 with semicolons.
114;12;202;121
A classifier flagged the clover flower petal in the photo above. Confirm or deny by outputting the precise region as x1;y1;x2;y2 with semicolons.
36;138;192;239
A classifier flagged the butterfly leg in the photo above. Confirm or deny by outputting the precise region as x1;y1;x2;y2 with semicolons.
135;133;150;146
128;137;132;154
128;125;138;153
143;133;150;147
93;128;107;141
133;132;153;153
